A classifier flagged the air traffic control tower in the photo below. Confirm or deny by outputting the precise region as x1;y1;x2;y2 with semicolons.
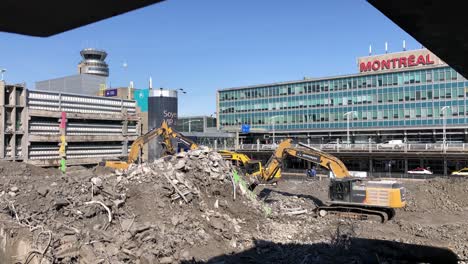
78;48;109;77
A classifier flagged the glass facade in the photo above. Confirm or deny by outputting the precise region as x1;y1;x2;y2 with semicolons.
177;116;217;132
218;66;468;131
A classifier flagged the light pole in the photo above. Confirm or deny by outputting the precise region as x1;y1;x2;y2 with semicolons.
0;69;6;81
343;111;357;147
441;106;450;152
270;115;281;144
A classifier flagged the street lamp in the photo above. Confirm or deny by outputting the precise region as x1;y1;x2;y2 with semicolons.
343;111;357;147
0;69;6;81
441;106;450;152
270;115;281;144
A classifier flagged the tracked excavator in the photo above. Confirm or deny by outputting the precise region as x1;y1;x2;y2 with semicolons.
248;139;406;222
218;150;281;179
102;120;199;170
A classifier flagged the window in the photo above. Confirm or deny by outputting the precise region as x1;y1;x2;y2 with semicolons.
428;108;433;117
409;72;415;84
439;71;445;81
452;106;458;116
416;91;421;100
415;72;421;83
422;108;427;118
452;70;458;80
426;72;432;82
404;109;410;118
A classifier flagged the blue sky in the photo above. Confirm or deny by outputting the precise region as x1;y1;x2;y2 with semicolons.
0;0;421;116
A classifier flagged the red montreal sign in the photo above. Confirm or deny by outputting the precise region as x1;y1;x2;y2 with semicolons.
360;54;435;72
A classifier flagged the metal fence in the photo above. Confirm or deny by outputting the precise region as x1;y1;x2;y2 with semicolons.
281;169;464;180
220;142;468;153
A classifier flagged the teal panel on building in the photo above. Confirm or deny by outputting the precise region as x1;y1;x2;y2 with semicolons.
134;89;149;112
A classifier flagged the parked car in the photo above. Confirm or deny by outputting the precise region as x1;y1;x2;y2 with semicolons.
378;139;405;149
322;141;340;149
451;167;468;176
407;167;433;174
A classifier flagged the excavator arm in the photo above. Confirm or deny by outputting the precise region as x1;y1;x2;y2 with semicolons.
103;120;198;170
163;126;199;152
218;150;252;165
250;139;350;189
283;143;351;179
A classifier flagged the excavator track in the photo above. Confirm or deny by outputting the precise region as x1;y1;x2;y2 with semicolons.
315;205;395;223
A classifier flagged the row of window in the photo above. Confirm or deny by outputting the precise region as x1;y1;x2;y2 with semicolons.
220;86;468;114
220;108;466;126
220;118;467;130
219;67;460;101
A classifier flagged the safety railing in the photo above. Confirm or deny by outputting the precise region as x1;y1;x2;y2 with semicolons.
222;142;468;153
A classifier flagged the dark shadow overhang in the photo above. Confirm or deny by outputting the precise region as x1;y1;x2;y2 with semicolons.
368;0;468;78
0;0;164;37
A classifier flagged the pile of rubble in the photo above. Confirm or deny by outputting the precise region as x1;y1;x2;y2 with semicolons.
1;155;468;263
0;148;267;263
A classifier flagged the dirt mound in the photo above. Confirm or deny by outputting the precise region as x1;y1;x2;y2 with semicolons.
0;161;59;178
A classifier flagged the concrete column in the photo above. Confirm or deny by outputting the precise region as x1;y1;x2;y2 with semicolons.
404;158;408;176
122;112;129;156
443;156;448;176
214;139;218;150
369;159;373;176
256;138;260;152
0;82;5;158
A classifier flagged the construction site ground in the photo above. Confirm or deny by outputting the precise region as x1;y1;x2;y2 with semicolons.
0;150;467;263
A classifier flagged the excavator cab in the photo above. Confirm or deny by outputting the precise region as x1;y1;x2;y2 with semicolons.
245;160;262;175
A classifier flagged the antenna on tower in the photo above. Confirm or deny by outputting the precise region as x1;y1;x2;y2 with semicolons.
403;40;406;51
385;42;388;53
369;44;372;56
149;76;153;90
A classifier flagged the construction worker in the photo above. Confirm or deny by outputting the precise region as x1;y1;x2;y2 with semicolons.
311;166;317;178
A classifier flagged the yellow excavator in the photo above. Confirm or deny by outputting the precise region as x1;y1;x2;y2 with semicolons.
217;150;281;179
103;120;267;172
249;139;406;222
102;120;199;170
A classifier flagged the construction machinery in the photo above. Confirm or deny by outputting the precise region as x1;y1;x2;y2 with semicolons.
102;120;199;170
250;139;406;222
218;150;281;179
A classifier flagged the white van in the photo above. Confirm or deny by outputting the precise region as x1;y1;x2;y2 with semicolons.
378;139;405;149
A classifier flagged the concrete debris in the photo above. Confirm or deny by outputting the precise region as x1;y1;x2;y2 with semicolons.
91;177;103;188
0;158;467;263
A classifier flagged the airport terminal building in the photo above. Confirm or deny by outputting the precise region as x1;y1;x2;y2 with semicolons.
217;49;468;144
